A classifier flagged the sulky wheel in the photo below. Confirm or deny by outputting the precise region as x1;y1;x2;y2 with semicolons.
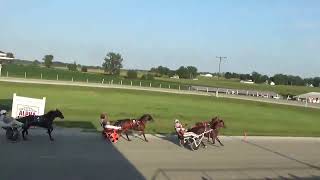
6;128;19;141
108;131;119;143
188;138;200;151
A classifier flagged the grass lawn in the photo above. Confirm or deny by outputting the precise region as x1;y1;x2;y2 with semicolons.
3;63;320;96
0;81;319;136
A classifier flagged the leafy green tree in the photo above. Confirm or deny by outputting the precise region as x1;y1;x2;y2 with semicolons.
102;52;123;75
67;61;78;71
6;52;14;58
43;55;54;68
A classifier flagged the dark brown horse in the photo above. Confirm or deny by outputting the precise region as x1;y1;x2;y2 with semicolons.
113;114;153;142
195;117;226;146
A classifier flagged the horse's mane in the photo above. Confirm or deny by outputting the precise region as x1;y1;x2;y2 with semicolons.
113;118;132;126
139;114;152;121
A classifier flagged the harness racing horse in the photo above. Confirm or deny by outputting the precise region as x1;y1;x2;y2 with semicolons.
16;109;64;141
113;114;153;142
196;117;226;146
186;123;212;148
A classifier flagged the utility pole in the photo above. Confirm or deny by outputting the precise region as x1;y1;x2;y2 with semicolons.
216;56;227;79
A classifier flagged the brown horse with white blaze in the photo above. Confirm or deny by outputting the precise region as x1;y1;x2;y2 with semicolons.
113;114;153;142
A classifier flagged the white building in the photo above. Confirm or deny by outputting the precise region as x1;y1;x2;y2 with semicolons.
200;74;213;78
0;50;14;63
240;80;254;84
294;92;320;104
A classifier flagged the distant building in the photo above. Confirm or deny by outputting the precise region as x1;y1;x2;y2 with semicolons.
240;80;254;84
170;75;180;79
200;74;213;78
0;50;14;64
294;92;320;104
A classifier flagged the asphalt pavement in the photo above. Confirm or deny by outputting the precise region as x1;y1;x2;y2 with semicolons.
1;128;320;180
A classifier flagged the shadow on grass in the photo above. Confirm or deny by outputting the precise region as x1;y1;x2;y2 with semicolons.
0;99;13;111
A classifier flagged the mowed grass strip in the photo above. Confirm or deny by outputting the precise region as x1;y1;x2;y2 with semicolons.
0;81;319;136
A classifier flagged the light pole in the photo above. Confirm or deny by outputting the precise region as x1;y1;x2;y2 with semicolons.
216;56;227;79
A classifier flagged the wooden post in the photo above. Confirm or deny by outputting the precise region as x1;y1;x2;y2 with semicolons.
56;74;59;80
102;79;104;84
121;80;122;85
72;77;74;82
87;79;89;83
206;87;209;93
179;85;180;90
169;85;171;89
149;83;152;87
25;72;27;79
111;79;113;84
216;89;219;97
6;71;8;77
140;82;141;87
41;73;43;79
130;81;132;86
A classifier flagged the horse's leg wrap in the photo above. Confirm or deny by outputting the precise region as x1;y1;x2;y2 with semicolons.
48;127;54;141
216;137;223;146
142;132;148;142
125;132;131;141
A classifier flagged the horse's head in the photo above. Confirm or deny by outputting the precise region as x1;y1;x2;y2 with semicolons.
217;119;226;129
139;114;153;123
53;109;64;120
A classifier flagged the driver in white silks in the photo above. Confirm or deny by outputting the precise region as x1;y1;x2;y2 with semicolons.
0;110;23;128
174;119;186;136
175;119;197;137
100;113;121;130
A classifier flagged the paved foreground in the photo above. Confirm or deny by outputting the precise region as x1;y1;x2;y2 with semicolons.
1;128;320;180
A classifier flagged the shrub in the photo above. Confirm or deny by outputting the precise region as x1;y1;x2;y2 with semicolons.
141;73;155;80
81;66;88;72
127;70;138;79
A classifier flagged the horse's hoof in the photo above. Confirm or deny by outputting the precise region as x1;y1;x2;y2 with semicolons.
220;144;224;146
50;138;55;141
145;140;149;142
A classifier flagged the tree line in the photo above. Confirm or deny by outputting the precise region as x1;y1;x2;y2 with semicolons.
12;52;320;87
224;71;320;87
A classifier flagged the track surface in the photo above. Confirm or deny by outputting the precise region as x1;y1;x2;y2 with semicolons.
1;128;319;180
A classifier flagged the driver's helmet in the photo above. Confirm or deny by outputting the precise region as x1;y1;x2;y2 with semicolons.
175;119;180;123
0;110;7;115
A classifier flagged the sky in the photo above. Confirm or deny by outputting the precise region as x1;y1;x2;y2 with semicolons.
0;0;319;77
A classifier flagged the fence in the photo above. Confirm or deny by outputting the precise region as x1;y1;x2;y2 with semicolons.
0;70;191;91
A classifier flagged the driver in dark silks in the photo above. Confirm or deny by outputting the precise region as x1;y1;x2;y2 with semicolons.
0;110;23;128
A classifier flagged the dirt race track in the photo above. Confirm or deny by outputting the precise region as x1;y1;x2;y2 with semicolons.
0;128;320;180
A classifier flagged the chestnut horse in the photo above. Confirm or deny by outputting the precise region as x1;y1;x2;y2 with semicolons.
195;117;226;146
113;114;153;142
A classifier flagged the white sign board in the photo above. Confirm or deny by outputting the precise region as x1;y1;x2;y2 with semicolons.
11;93;46;118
